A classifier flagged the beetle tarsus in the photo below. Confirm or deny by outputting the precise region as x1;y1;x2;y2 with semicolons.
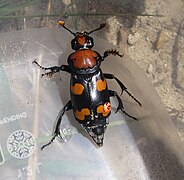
41;71;55;77
102;49;123;60
41;133;58;150
119;109;138;121
32;60;46;70
124;89;142;107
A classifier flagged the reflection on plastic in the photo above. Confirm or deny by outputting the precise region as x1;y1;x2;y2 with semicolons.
17;162;42;179
0;144;5;165
59;124;72;143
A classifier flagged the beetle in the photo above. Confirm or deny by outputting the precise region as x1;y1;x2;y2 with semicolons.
33;21;142;149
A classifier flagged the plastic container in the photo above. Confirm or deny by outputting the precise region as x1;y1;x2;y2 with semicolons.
0;28;184;179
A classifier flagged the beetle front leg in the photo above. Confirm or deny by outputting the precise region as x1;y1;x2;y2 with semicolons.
104;73;142;107
41;100;73;150
33;60;71;77
109;90;138;121
101;50;123;61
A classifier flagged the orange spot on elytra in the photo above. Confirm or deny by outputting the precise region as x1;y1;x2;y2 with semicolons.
71;83;84;95
75;108;90;120
104;102;111;112
96;80;107;91
97;105;104;113
97;102;111;117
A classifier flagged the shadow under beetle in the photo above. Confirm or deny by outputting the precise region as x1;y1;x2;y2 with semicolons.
33;21;142;149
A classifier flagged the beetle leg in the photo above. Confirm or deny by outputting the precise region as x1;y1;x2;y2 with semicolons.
104;73;142;107
32;60;71;77
41;100;73;150
109;90;138;121
101;49;123;61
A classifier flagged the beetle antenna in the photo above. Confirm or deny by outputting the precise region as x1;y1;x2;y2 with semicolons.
58;21;76;36
88;23;106;34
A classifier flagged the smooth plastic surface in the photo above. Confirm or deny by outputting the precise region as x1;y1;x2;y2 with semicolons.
0;28;184;180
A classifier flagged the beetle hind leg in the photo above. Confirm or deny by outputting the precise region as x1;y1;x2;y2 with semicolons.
109;90;138;121
41;100;73;150
104;73;142;107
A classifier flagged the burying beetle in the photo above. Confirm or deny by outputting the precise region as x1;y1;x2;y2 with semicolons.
33;21;142;149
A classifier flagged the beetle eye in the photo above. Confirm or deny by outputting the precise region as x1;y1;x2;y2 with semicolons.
87;39;91;43
84;31;88;35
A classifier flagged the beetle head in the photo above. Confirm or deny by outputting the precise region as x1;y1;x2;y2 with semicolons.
58;21;105;50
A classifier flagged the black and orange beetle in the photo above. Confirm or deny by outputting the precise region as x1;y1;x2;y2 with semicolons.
33;21;142;149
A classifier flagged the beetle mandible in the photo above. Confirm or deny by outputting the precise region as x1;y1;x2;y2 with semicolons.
33;21;142;149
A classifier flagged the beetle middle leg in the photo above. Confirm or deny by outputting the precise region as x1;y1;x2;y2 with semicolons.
41;100;73;150
104;73;142;107
33;60;71;77
109;90;138;121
